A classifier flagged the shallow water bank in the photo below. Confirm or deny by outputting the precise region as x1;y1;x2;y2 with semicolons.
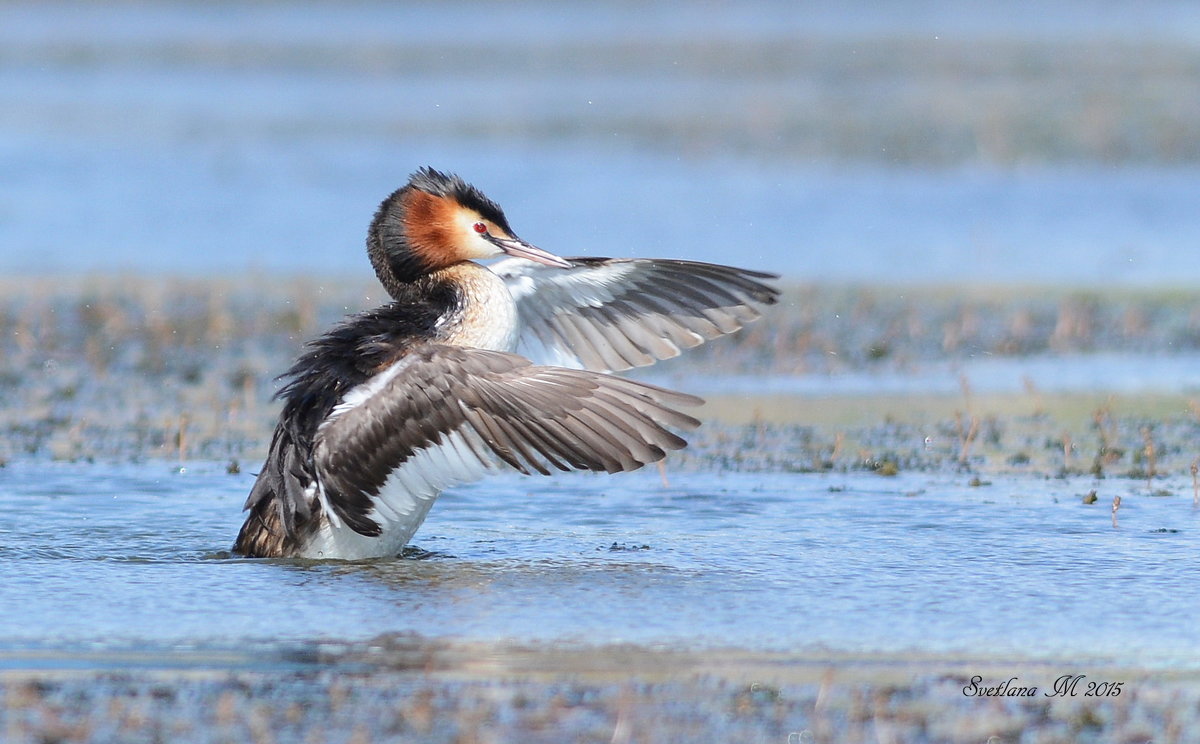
5;639;1199;744
3;277;1200;471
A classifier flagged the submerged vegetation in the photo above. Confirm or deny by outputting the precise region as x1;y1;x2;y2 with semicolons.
2;276;1199;481
4;641;1198;744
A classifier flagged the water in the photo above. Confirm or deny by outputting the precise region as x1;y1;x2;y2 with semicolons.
3;459;1198;669
4;0;1200;684
3;1;1200;283
668;351;1200;397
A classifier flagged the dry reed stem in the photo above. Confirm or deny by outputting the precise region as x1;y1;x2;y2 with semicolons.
176;413;189;462
1192;459;1198;507
958;374;973;415
957;413;980;464
1022;375;1044;417
831;432;844;462
1141;426;1157;486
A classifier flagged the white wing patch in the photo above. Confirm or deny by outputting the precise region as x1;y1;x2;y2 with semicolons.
302;343;706;560
326;355;417;423
498;257;636;307
492;257;777;373
302;425;497;560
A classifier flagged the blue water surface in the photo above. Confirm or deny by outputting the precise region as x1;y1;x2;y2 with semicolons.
2;460;1197;669
2;1;1200;284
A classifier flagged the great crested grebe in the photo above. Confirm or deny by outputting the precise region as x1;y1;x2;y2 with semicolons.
234;167;779;559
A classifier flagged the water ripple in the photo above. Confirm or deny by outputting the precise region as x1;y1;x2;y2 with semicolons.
1;462;1198;668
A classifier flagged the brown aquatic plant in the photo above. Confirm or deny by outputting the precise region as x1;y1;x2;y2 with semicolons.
955;410;980;465
1090;402;1122;477
176;412;189;462
1022;375;1045;417
831;431;845;462
1141;425;1158;487
1093;403;1116;453
1192;459;1199;507
204;288;234;345
1188;399;1200;423
1051;296;1096;351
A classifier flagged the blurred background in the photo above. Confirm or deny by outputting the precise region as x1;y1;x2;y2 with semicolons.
3;0;1200;285
8;6;1200;735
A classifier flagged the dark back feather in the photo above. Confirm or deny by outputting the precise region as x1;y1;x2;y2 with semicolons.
233;280;459;557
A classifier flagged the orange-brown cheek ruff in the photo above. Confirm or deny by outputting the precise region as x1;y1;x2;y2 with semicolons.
403;190;466;269
402;190;497;268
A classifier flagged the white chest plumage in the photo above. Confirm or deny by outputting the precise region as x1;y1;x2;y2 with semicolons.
436;263;519;352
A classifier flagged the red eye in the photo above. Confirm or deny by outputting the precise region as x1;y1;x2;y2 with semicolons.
473;222;488;234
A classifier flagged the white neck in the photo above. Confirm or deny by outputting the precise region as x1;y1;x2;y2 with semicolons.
433;262;519;352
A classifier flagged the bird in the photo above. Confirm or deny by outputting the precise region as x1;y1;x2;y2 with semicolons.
233;167;779;559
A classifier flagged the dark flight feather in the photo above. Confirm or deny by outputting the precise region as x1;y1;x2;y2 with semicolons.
310;345;701;536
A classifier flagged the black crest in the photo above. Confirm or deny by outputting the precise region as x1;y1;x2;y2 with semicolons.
368;167;517;290
406;167;513;233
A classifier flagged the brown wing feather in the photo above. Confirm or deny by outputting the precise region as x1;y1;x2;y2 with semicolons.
311;344;702;536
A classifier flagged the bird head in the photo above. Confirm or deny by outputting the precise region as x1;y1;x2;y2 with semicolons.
368;167;568;293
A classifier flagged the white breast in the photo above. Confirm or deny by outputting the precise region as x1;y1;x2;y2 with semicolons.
438;264;519;352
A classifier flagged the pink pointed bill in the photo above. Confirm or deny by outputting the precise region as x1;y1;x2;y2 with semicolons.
492;236;571;268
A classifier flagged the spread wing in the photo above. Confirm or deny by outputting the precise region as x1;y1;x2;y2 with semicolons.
491;257;780;372
312;344;702;538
